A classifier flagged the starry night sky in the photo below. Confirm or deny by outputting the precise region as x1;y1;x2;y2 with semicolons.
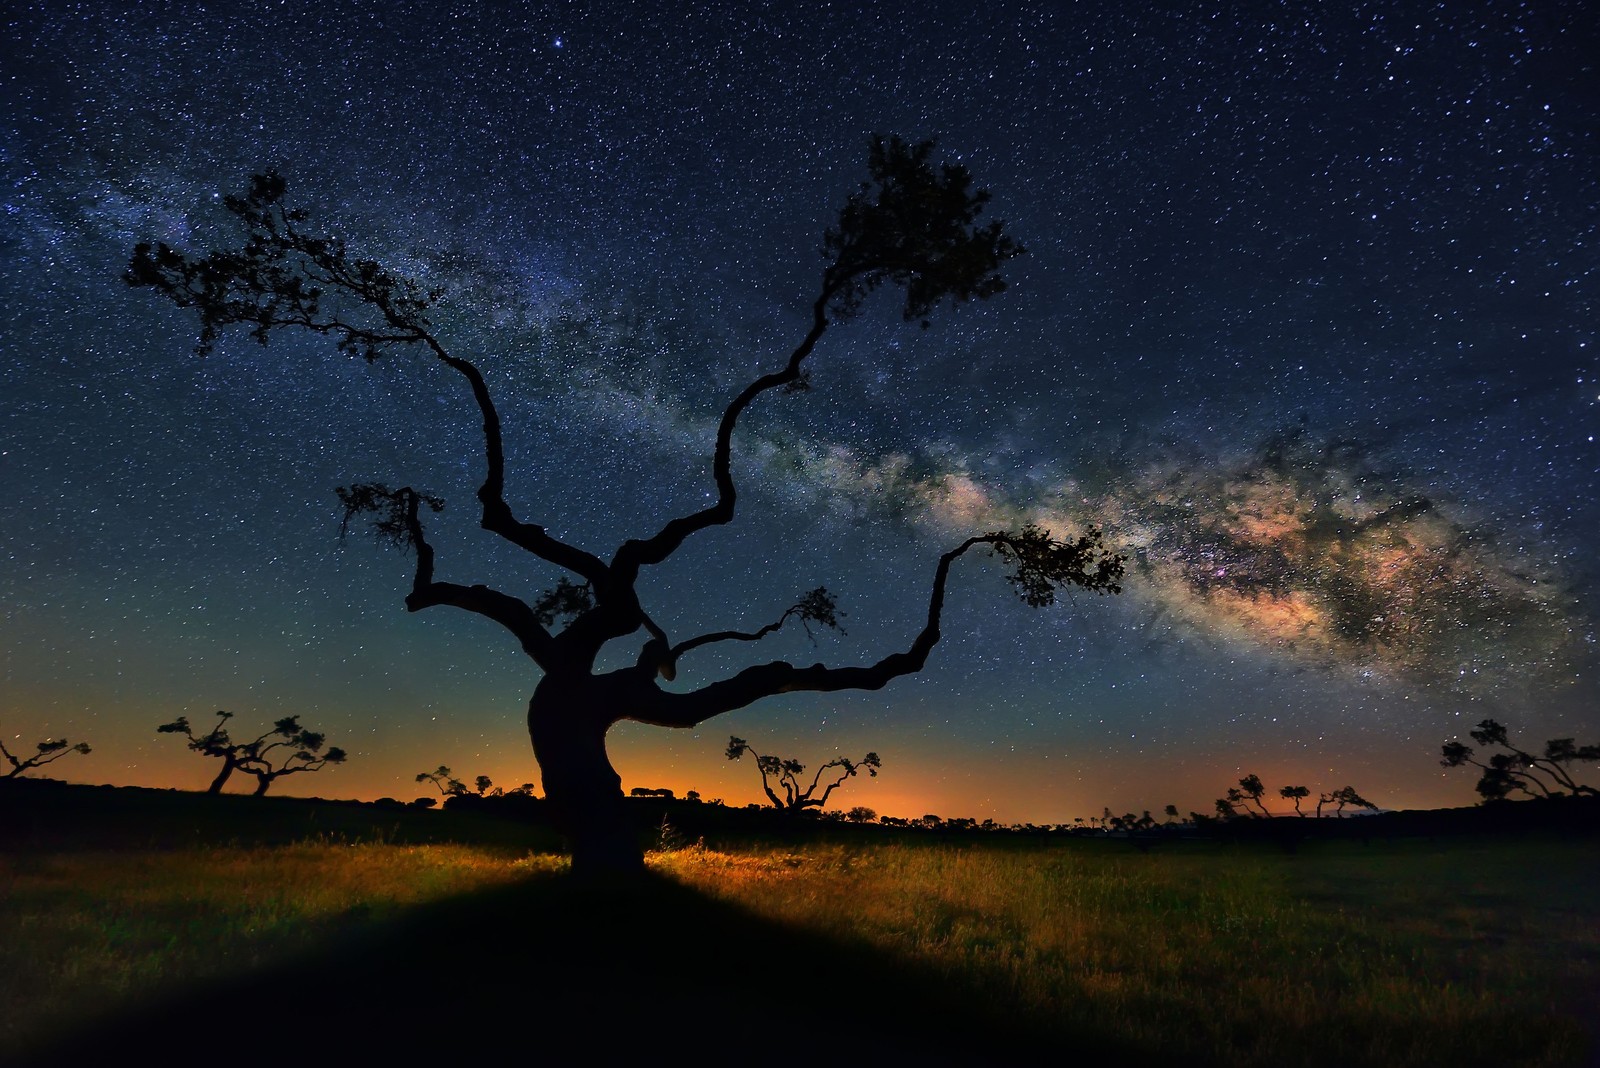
3;0;1596;822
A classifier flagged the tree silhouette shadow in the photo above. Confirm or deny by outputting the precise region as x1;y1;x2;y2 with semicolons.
20;869;1154;1066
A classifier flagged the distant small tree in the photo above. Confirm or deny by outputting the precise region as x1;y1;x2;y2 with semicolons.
1441;718;1599;801
1279;785;1311;816
1;735;91;779
1316;785;1378;818
725;736;880;812
416;765;468;797
158;711;346;795
1163;804;1180;825
1236;774;1272;817
1111;811;1156;833
1215;784;1264;820
844;806;877;823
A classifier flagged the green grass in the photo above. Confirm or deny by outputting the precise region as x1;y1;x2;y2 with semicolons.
3;834;1596;1065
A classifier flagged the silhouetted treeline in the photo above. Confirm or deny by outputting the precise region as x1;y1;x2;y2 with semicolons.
5;777;1596;858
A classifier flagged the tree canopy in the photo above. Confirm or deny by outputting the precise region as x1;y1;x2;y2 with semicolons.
1;735;91;779
1441;718;1598;801
157;711;346;796
128;136;1124;871
726;735;881;812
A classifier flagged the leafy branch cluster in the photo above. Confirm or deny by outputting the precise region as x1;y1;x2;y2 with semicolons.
1;736;91;779
416;765;536;799
1214;773;1375;819
988;523;1125;606
824;135;1024;326
336;484;444;551
1441;718;1598;801
127;171;441;360
726;736;880;812
157;711;346;796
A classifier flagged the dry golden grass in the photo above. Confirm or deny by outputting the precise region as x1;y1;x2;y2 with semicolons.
3;834;1595;1066
0;841;564;1051
651;836;1599;1066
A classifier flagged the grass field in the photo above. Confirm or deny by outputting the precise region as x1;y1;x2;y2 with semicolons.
3;831;1597;1065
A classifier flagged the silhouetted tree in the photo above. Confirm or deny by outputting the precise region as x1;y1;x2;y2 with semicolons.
158;711;346;795
844;806;877;823
726;736;880;811
1441;718;1599;801
1236;774;1272;817
1279;785;1311;816
1316;785;1378;817
1110;810;1157;833
416;765;468;797
2;735;91;779
127;136;1124;872
1163;804;1180;824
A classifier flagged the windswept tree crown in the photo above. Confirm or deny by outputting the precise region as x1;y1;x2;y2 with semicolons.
128;137;1123;867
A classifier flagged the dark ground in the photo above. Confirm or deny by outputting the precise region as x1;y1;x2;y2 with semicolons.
9;867;1145;1067
1;780;1155;1066
6;779;1597;1067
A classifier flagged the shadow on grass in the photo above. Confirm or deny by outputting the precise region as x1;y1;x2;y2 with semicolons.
16;868;1159;1067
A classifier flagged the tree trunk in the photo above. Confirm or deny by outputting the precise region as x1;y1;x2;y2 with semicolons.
208;758;236;794
252;773;272;797
528;677;644;876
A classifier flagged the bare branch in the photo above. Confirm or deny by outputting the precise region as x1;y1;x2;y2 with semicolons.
613;136;1025;578
385;484;557;666
1;735;92;779
127;171;612;593
666;587;845;672
633;527;1123;728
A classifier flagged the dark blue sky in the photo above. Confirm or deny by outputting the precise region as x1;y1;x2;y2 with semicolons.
3;0;1595;819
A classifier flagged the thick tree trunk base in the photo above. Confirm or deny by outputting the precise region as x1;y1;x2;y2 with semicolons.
528;685;644;876
563;797;646;876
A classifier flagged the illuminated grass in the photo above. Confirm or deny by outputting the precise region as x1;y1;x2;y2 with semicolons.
651;837;1599;1067
0;841;563;1052
4;834;1595;1065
